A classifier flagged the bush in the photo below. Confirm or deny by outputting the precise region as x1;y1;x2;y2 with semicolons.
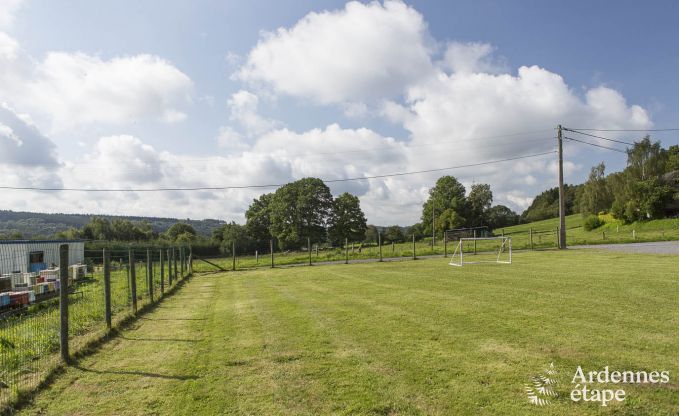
583;215;604;231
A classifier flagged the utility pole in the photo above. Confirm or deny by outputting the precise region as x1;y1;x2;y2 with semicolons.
557;125;567;249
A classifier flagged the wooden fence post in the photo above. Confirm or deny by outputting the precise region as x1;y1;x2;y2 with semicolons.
147;249;153;302
189;245;193;274
556;227;560;248
173;247;178;280
529;228;533;250
378;233;383;262
129;249;137;314
345;238;349;264
59;244;70;363
167;249;172;286
443;235;447;257
473;229;477;255
103;248;111;330
232;242;236;271
159;249;165;295
180;247;185;277
412;234;416;260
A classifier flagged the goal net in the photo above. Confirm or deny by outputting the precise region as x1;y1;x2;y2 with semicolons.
449;236;512;266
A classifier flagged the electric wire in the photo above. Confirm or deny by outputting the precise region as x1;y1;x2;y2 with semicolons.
0;151;557;193
562;128;634;145
563;136;627;153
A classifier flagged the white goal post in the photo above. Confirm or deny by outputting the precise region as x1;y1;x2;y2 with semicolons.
449;236;512;266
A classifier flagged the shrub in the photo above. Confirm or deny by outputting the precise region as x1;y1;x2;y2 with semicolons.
583;215;604;231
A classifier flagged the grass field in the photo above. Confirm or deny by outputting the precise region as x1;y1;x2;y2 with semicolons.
17;250;678;415
191;215;679;273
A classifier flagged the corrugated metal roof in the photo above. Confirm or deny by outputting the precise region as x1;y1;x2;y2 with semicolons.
0;240;86;245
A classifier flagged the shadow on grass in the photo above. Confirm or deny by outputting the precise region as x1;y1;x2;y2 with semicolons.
74;365;199;381
8;273;195;414
119;335;202;343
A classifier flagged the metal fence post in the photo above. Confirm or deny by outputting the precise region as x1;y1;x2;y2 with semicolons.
59;244;70;363
129;249;137;314
270;239;274;268
412;234;416;260
103;248;111;330
159;249;165;295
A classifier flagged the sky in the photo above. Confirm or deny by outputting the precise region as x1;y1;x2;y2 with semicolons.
1;0;678;225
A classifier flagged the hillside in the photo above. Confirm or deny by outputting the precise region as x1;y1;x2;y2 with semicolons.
0;210;225;238
497;213;679;248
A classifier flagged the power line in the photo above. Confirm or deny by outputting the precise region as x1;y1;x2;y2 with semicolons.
0;151;556;193
564;128;679;132
563;136;627;153
563;128;634;145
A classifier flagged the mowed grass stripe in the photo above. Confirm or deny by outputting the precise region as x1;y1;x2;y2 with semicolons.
17;251;679;415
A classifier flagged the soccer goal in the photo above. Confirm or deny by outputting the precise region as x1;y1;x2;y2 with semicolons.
449;236;512;266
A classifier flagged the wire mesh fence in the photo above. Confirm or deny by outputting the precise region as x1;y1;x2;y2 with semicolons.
0;243;192;413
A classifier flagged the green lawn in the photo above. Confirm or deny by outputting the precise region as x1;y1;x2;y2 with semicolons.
18;250;678;415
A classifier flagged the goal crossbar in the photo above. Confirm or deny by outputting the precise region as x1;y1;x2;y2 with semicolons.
449;236;512;267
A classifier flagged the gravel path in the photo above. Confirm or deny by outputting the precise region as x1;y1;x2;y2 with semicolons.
573;241;679;255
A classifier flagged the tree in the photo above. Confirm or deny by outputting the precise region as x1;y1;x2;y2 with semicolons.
245;193;274;248
406;223;424;240
328;193;367;244
165;222;197;242
383;225;404;243
214;222;254;255
579;162;613;215
626;136;667;181
486;205;519;230
466;183;492;226
667;145;679;172
422;176;466;238
82;217;112;240
269;177;333;249
364;225;379;243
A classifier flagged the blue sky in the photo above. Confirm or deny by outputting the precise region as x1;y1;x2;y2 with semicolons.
1;1;677;224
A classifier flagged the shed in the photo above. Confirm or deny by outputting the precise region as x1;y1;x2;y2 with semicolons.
0;240;85;275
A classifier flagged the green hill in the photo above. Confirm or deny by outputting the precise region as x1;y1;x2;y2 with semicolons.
0;210;225;239
497;213;679;249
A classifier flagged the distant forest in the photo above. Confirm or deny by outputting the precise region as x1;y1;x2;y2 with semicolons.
0;210;225;239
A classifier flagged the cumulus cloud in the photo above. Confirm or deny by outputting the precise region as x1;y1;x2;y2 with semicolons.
0;103;58;167
236;0;433;104
0;0;23;29
442;42;506;74
20;53;192;130
227;90;278;136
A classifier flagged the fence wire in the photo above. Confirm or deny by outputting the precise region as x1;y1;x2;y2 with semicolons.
0;244;191;413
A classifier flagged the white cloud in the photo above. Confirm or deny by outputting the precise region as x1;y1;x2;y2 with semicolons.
0;0;23;29
1;52;193;131
76;135;163;184
227;90;278;136
236;0;434;104
0;103;58;167
442;42;506;74
0;31;18;60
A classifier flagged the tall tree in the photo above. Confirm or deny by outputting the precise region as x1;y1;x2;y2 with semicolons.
579;162;612;215
164;222;197;242
466;183;493;226
422;176;466;238
327;192;367;244
269;177;333;249
383;225;405;243
364;225;379;243
486;205;520;229
245;193;274;248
